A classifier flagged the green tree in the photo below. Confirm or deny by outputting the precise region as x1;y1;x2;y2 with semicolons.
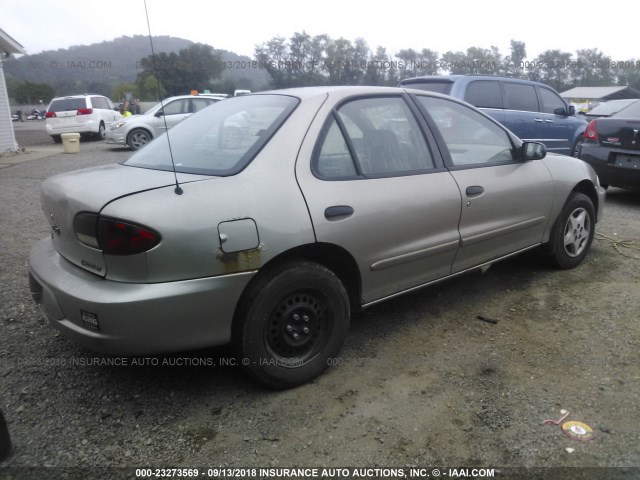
255;36;290;88
505;40;527;78
137;44;223;96
12;81;55;104
573;49;614;86
113;83;139;104
528;50;574;91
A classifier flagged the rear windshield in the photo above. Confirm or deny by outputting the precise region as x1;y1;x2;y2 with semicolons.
613;99;640;118
124;94;299;176
48;98;86;112
401;81;452;95
588;99;637;116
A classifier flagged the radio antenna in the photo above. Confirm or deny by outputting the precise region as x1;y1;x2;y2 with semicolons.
143;0;183;195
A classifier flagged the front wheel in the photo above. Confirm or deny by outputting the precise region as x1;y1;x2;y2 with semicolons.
234;261;350;389
127;129;151;150
548;192;595;269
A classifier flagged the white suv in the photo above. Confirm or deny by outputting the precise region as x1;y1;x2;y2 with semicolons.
45;94;122;143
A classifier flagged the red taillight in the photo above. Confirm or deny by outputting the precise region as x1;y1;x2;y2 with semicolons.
97;218;160;255
45;111;56;118
76;108;93;115
584;120;598;142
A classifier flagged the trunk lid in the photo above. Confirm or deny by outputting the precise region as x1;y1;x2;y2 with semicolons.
596;118;640;150
41;164;209;276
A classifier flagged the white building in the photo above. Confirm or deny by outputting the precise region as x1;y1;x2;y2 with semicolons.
0;28;26;153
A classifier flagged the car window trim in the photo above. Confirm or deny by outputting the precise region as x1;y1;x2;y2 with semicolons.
411;93;522;170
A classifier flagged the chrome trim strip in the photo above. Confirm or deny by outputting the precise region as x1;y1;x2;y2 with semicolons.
370;240;460;271
361;243;541;308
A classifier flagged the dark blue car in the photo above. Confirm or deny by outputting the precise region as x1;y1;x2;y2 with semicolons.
400;75;587;157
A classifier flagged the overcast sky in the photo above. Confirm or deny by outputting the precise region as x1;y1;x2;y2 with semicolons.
4;0;637;61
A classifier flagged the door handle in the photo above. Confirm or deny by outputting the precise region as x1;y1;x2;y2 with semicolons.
534;118;544;122
324;205;354;219
545;119;555;123
466;186;484;197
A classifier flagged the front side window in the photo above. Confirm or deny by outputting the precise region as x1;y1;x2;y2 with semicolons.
162;99;189;116
417;96;515;167
314;96;434;178
503;83;539;112
539;88;566;114
124;95;298;176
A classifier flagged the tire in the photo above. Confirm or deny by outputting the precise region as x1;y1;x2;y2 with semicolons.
51;135;62;144
548;193;595;269
97;122;106;140
127;129;152;150
234;261;350;389
572;136;584;158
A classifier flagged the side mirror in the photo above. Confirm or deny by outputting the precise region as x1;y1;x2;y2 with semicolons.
553;107;568;116
154;110;164;118
521;141;547;161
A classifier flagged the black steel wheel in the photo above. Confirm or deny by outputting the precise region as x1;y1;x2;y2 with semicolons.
235;261;350;389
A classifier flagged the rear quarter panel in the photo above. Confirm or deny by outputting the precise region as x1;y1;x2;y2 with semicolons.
99;93;329;283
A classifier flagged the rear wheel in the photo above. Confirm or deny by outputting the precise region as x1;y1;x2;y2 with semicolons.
571;136;584;157
51;135;62;144
97;122;106;139
234;261;350;389
127;129;151;150
548;193;595;269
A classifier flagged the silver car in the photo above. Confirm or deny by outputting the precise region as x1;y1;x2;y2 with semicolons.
29;86;605;388
105;94;222;150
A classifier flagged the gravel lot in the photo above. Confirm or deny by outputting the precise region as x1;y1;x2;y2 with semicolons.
1;122;639;479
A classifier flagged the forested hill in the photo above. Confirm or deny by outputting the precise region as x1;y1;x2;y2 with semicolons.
5;35;269;97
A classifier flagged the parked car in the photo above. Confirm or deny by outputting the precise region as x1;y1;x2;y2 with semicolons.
578;98;640;190
582;99;639;120
105;94;223;150
29;86;605;388
399;75;588;157
45;94;122;143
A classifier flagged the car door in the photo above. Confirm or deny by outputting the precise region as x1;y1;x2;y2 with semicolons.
537;86;574;155
501;81;543;142
414;95;554;273
296;94;462;304
152;98;191;136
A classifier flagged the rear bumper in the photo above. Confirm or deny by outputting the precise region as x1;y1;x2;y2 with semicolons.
580;144;640;189
28;238;254;355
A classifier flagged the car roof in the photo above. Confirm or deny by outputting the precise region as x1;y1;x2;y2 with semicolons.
256;85;444;100
400;74;550;87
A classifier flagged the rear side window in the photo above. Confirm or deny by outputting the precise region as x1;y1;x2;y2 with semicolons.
417;96;514;167
90;97;109;110
464;81;503;109
48;98;86;112
538;88;565;114
314;96;435;178
503;83;539;112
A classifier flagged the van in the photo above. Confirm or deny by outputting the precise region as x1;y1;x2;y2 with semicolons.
399;75;587;156
45;94;122;143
